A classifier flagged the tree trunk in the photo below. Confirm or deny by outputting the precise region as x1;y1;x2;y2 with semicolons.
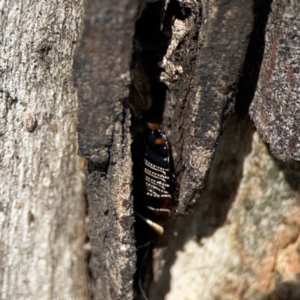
0;1;87;299
2;0;300;299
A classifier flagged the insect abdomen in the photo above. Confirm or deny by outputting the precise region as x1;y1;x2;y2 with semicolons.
133;122;175;235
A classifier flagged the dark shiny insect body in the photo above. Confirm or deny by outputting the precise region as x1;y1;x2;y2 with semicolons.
133;122;175;235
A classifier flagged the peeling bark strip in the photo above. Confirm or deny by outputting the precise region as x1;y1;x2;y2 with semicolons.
157;0;254;212
74;0;138;299
250;0;300;161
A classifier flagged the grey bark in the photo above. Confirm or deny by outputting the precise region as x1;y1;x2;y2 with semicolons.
0;1;87;299
250;0;300;161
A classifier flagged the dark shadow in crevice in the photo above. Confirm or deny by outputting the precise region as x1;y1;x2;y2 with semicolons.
235;0;272;117
129;0;192;127
148;116;256;300
130;1;169;127
130;1;193;299
264;275;300;300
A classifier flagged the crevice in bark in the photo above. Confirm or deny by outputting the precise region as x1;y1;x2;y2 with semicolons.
129;1;192;126
129;1;193;299
82;174;92;300
235;0;272;117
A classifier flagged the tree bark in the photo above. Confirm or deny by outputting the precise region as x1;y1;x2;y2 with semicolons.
0;1;87;299
250;0;300;161
74;0;137;299
3;0;299;299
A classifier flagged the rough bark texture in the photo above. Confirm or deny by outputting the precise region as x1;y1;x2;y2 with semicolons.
0;1;87;299
73;0;137;299
162;0;253;212
74;0;300;299
250;0;300;161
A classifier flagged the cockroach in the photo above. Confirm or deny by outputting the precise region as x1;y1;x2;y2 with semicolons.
133;121;176;235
